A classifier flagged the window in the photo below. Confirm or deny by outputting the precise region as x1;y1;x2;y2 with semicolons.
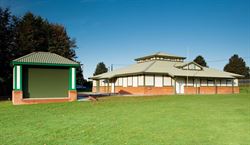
155;75;163;87
221;80;227;86
138;75;144;86
145;75;154;86
171;79;175;86
226;80;232;86
207;80;214;86
194;79;200;87
132;76;138;87
115;78;119;86
201;79;207;86
118;78;123;86
122;77;128;87
100;79;104;86
93;80;97;87
215;80;220;86
189;64;195;69
128;76;133;86
182;63;202;70
163;76;172;86
194;65;201;70
187;79;194;86
183;66;188;69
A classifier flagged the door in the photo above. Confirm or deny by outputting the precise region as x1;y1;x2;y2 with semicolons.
176;78;185;94
111;82;115;93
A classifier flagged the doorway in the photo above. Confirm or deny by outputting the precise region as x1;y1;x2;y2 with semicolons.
176;78;185;94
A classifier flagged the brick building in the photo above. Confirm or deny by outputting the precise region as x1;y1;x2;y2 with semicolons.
91;52;242;95
12;52;79;105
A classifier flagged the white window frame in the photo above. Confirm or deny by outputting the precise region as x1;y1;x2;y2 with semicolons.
138;75;144;86
145;75;154;86
132;76;138;87
155;75;163;87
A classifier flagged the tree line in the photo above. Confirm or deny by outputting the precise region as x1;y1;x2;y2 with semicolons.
0;7;85;97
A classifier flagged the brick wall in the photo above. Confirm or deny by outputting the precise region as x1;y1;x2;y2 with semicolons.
94;86;240;95
234;87;240;93
12;90;77;105
92;86;97;93
200;87;216;94
144;87;175;95
95;86;175;95
217;86;233;94
184;86;240;95
184;87;198;94
115;86;145;94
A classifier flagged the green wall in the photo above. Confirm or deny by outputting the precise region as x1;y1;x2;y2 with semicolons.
23;67;69;98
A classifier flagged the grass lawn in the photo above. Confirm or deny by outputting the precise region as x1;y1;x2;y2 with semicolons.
1;89;250;145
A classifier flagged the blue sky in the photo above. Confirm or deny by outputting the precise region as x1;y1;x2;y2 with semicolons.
1;0;250;78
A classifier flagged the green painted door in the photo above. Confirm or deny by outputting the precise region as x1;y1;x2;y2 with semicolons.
24;67;69;98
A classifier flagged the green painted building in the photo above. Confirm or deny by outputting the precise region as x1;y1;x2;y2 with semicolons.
12;52;80;105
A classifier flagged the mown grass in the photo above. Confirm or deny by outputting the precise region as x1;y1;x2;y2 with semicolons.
0;88;250;145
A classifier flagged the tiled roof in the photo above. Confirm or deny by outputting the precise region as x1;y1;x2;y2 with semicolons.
12;52;79;66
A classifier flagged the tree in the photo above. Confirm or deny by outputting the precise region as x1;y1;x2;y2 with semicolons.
224;54;249;78
93;62;108;76
76;63;86;86
16;12;49;56
48;24;76;59
193;55;208;67
0;8;19;96
0;8;80;97
16;12;77;59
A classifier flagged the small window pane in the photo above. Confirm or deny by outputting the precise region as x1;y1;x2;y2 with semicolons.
155;75;163;87
187;79;194;86
221;80;227;86
132;76;138;87
123;77;127;87
138;75;144;86
145;75;154;86
207;80;214;86
93;80;97;86
163;76;172;86
226;80;232;86
201;79;207;86
128;76;132;86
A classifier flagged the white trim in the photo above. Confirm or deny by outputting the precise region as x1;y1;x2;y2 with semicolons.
13;67;15;89
138;75;144;86
155;75;163;87
145;75;154;86
72;68;76;89
111;82;115;93
234;79;238;86
16;66;20;89
176;78;185;94
132;76;138;87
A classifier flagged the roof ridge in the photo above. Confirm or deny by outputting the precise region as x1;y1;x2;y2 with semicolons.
12;51;79;66
13;52;37;61
13;51;54;61
143;61;157;72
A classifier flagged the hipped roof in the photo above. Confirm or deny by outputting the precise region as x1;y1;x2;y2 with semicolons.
91;60;243;79
12;52;79;67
